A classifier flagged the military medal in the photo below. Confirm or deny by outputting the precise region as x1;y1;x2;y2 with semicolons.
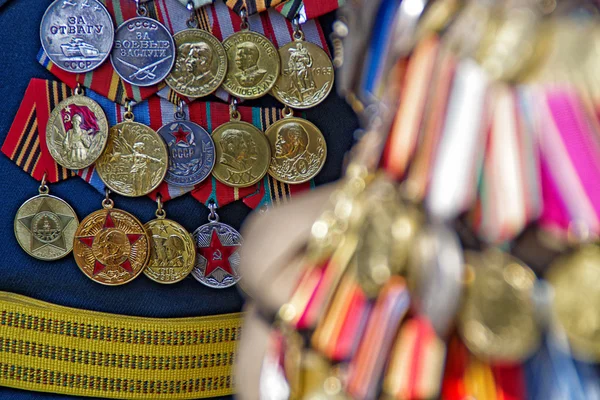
110;1;175;87
40;0;114;73
271;19;334;109
212;101;271;188
14;175;78;261
458;249;540;362
46;85;109;170
221;9;280;100
157;102;215;187
165;6;227;98
143;195;196;284
73;190;149;286
95;102;168;197
192;203;243;289
264;109;326;184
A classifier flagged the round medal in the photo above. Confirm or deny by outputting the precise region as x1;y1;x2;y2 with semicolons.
458;250;540;362
546;244;600;361
144;218;195;284
40;0;114;73
95;121;168;197
265;116;326;184
14;194;78;261
212;120;271;188
111;17;175;87
74;203;149;286
271;39;335;109
221;31;280;100
166;29;227;98
158;120;215;187
192;219;243;289
46;93;109;170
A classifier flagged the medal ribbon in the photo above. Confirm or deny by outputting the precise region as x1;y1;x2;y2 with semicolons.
2;79;313;208
276;0;345;20
39;0;330;105
0;291;242;399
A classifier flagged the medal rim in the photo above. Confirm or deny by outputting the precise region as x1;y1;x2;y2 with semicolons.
14;194;79;261
73;207;150;286
46;95;109;170
191;221;243;289
212;120;271;188
165;28;228;98
110;16;176;87
271;40;335;110
40;0;115;74
221;30;281;100
157;120;216;187
143;218;196;284
265;116;327;184
96;121;169;197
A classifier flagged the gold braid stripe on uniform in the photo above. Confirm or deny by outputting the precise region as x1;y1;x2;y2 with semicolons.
0;292;242;399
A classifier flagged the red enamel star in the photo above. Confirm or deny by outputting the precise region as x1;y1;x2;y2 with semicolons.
171;125;191;144
77;212;143;276
198;229;239;277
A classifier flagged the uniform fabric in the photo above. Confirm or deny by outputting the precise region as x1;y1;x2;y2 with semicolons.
0;1;357;399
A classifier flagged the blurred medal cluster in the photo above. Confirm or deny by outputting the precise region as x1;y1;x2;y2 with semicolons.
13;0;335;288
244;0;600;399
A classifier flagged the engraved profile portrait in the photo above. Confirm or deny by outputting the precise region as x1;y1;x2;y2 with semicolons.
275;122;309;161
234;42;267;87
174;41;214;87
219;129;258;173
288;42;316;100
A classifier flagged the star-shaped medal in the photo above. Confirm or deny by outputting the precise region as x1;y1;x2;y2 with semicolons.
18;198;74;253
197;229;239;278
77;212;143;276
171;125;191;145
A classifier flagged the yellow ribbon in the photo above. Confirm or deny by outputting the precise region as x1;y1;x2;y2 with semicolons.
0;291;242;399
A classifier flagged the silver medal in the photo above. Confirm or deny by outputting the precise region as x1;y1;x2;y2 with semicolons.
40;0;114;73
111;16;175;87
192;204;242;289
157;105;215;187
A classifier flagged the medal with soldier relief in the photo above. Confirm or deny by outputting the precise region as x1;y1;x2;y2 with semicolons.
73;191;150;286
271;19;335;109
157;102;215;187
221;9;280;100
166;4;227;98
46;85;109;170
265;108;327;184
143;196;196;284
212;101;271;188
14;175;78;261
110;0;175;87
95;102;169;197
40;0;114;73
192;203;243;289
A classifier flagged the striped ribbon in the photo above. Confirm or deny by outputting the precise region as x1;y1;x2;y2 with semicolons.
0;291;242;399
276;0;345;20
225;0;287;15
2;79;312;208
535;86;600;236
38;0;330;106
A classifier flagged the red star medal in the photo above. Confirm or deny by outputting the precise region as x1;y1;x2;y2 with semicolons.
197;229;239;277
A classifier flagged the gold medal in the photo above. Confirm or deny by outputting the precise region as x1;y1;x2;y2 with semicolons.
546;244;600;361
95;103;168;197
73;191;149;286
165;29;228;98
271;25;334;109
221;12;280;100
14;176;78;261
143;196;196;284
212;103;271;188
46;86;109;170
265;109;326;184
458;249;540;362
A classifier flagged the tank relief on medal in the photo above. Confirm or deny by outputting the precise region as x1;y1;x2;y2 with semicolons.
40;0;114;73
